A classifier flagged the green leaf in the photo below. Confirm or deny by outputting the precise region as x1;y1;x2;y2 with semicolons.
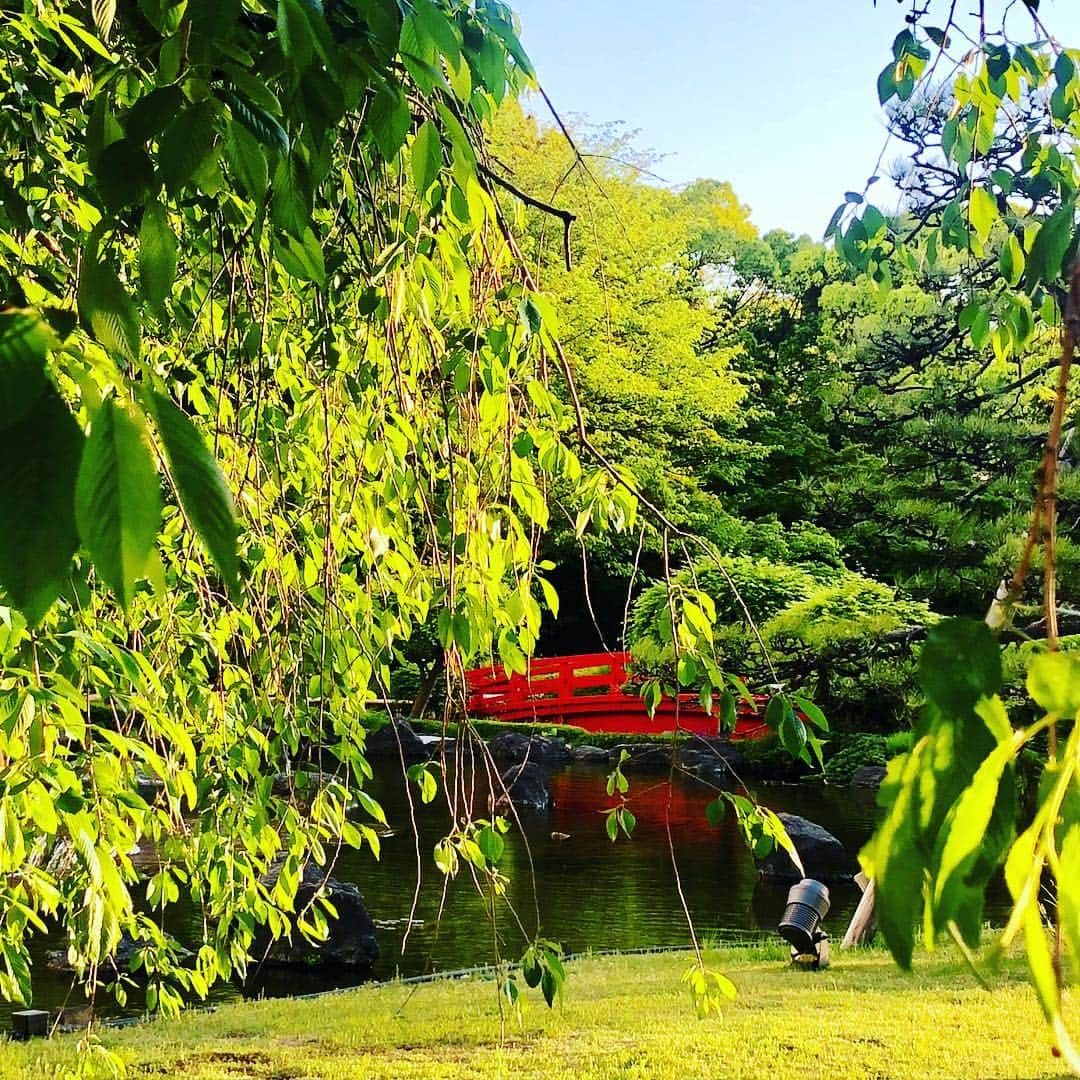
78;259;141;361
411;121;441;195
704;797;727;828
139;202;177;308
278;0;335;73
877;62;898;104
1000;232;1025;287
96;139;157;212
0;310;50;430
477;825;504;863
25;781;58;834
969;186;997;245
1060;824;1080;982
917;618;1001;715
271;153;313;239
273;228;326;286
1023;203;1076;294
407;762;438;804
221;89;289;157
764;694;787;730
125;86;185;144
778;709;807;759
148;391;239;594
859;744;927;968
224;121;270;203
367;86;411;162
0;386;83;623
676;655;697;688
793;695;828;732
718;689;736;733
605;809;618;842
1027;651;1080;716
75;396;162;608
158;102;218;198
931;720;1018;929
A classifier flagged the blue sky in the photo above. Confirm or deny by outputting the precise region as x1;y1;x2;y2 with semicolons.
511;0;1080;238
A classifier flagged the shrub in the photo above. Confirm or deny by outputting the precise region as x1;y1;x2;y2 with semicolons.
822;732;888;784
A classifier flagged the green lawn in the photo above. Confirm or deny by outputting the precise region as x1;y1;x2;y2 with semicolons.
3;944;1075;1079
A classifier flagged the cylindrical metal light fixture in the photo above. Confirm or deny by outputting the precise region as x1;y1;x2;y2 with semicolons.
778;878;831;956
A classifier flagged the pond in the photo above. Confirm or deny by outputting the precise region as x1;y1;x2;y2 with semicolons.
9;760;1015;1023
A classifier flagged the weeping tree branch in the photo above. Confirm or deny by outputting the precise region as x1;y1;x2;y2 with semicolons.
477;163;576;271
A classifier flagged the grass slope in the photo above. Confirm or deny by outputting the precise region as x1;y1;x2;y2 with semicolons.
3;944;1074;1079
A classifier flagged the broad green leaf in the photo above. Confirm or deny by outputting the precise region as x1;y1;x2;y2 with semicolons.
96;139;157;212
149;391;240;595
1000;232;1025;287
969;186;997;245
278;0;335;73
158;102;218;197
877;62;898;104
793;694;828;731
1060;824;1080;981
704;797;727;827
75;396;162;608
917;618;1001;715
1027;651;1080;716
764;693;787;730
271;153;312;239
1023;202;1076;294
0;310;50;430
125;86;185;144
273;228;326;286
139;202;177;307
367;86;411;161
477;825;504;863
411;121;441;195
78;259;141;361
778;709;807;759
0;386;83;623
221;89;289;156
25;781;58;834
931;721;1019;927
718;689;736;732
224;121;270;203
860;742;929;968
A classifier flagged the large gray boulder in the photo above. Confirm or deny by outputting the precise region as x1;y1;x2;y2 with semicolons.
570;744;611;764
612;743;672;769
495;761;552;812
756;812;855;883
487;732;569;766
257;860;379;969
364;719;430;761
850;765;886;790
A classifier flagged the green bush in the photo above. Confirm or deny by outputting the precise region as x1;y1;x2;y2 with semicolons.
822;732;888;784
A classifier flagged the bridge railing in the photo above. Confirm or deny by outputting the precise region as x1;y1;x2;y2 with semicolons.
464;652;768;737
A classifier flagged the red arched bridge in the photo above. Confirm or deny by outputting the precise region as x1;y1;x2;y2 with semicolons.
465;651;768;740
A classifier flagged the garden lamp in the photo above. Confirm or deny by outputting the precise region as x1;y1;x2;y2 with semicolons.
778;878;831;968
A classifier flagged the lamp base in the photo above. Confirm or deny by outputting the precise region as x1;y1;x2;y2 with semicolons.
789;930;830;970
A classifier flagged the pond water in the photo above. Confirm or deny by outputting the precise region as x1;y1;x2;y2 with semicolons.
10;760;1015;1023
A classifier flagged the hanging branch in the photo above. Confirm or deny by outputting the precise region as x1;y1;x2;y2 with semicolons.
478;162;576;271
986;260;1080;669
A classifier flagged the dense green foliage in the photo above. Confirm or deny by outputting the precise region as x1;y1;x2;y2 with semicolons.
3;0;1080;1069
831;6;1080;1068
0;0;628;1027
